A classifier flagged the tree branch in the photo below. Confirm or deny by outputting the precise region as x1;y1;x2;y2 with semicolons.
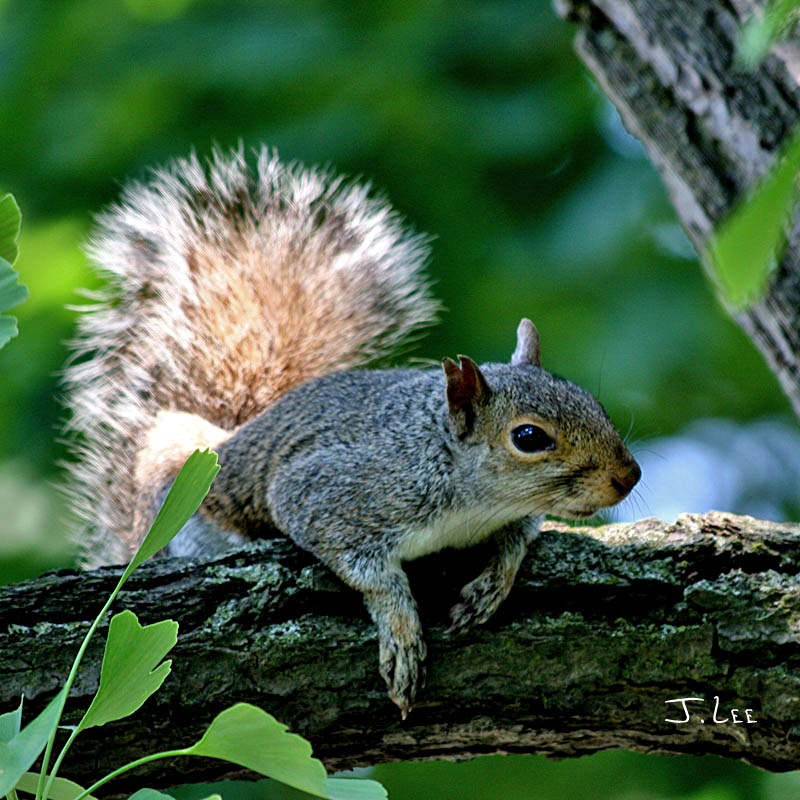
555;0;800;419
3;512;800;791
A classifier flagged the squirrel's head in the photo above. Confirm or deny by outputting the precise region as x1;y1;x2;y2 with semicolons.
442;318;640;520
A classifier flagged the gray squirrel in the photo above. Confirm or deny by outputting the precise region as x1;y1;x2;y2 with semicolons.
64;146;641;716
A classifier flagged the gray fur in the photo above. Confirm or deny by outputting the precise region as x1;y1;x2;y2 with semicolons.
63;146;640;715
63;146;439;568
511;318;541;367
188;361;640;714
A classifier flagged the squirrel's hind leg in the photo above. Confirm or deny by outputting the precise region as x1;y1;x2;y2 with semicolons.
448;515;542;633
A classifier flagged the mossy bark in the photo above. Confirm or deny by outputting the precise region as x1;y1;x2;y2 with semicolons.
2;512;800;790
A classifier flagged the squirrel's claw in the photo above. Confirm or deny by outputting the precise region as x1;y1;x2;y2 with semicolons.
448;568;512;633
379;629;427;718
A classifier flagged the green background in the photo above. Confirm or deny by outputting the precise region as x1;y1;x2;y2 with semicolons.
0;0;797;797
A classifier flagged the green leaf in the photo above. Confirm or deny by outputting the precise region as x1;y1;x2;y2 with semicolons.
15;772;95;800
0;194;21;265
0;256;29;349
738;0;800;68
77;610;178;732
0;194;28;347
127;449;220;573
29;452;218;800
127;791;176;800
705;124;800;309
0;261;28;309
183;704;328;798
325;777;388;800
125;794;219;800
0;688;67;796
0;315;20;345
0;697;23;743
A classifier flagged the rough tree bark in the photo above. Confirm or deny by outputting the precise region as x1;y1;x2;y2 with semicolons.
554;0;800;420
3;512;800;791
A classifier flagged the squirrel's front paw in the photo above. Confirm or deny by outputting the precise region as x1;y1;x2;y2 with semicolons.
378;630;427;719
448;570;509;633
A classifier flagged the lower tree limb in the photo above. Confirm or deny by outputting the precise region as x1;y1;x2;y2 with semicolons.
2;511;800;790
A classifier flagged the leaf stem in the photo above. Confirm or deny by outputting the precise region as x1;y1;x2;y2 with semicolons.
41;726;81;799
34;451;217;800
71;749;190;800
36;564;136;800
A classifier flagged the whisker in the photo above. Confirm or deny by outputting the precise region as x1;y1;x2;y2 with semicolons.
595;345;607;400
624;413;636;444
633;446;666;462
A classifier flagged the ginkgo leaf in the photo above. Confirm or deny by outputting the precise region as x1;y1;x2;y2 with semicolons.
0;688;67;796
126;790;177;800
324;777;388;800
0;193;21;265
15;772;96;800
177;704;388;799
127;449;220;573
126;793;218;800
182;704;328;798
77;610;178;731
0;695;23;743
0;194;28;348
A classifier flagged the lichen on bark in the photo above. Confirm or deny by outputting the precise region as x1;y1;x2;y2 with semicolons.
2;512;800;789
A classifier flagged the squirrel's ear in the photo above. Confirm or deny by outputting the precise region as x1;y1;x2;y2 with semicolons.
510;318;541;367
442;355;492;436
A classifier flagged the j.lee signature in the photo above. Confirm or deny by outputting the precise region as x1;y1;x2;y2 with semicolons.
665;696;757;725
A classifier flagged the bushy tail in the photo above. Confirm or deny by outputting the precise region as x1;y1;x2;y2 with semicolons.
64;146;439;566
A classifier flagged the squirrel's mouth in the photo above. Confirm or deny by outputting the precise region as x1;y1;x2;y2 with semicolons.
561;506;597;519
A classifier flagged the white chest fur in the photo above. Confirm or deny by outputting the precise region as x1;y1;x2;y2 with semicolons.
396;504;527;562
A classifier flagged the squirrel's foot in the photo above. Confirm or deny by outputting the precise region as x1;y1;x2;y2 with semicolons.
448;525;533;633
379;629;427;719
352;563;427;718
448;569;510;633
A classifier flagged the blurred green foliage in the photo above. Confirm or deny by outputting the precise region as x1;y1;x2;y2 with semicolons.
0;0;796;795
706;123;800;309
0;194;29;347
168;751;800;800
370;751;765;800
738;0;800;67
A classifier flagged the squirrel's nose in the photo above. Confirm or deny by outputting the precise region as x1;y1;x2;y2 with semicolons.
610;460;641;497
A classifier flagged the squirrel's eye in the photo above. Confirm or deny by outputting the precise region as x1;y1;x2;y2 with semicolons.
511;424;554;453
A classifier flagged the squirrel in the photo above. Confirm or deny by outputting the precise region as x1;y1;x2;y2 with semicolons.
63;145;641;717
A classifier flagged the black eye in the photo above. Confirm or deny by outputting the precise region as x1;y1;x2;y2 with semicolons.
511;424;554;453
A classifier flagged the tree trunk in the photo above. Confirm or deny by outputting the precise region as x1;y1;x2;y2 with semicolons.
554;0;800;419
3;512;800;792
